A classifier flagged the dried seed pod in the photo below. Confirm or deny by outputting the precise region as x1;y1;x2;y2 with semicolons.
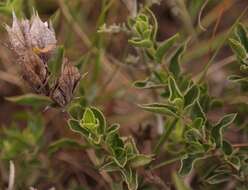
20;50;50;95
50;59;81;107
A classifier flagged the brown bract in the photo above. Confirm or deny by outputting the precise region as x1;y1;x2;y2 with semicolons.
51;59;81;107
20;50;50;95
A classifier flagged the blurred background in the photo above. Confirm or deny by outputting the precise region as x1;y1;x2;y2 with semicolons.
1;0;248;189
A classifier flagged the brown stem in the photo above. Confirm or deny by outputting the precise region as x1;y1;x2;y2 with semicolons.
232;143;248;148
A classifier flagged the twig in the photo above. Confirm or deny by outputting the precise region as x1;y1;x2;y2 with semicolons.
176;0;198;40
207;55;236;75
198;0;209;31
150;157;181;170
57;0;91;49
7;161;15;190
153;118;178;155
232;143;248;148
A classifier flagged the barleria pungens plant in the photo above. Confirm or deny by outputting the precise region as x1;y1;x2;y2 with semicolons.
1;0;248;190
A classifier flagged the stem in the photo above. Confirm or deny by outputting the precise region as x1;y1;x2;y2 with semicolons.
153;118;178;155
57;0;92;49
150;157;181;170
232;143;248;148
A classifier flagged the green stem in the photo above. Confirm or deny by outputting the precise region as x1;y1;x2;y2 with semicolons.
153;118;178;155
150;157;181;170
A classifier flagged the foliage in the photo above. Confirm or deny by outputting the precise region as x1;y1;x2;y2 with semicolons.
0;0;248;190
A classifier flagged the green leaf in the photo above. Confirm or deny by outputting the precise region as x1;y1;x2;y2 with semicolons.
228;39;247;60
68;119;89;137
68;103;84;120
168;77;183;103
211;113;237;148
133;78;150;88
125;137;139;156
107;124;120;135
192;118;204;130
184;128;202;142
155;33;179;63
184;85;200;109
154;118;178;154
48;46;64;76
169;43;186;77
227;156;241;170
129;154;153;168
48;138;88;155
228;75;248;83
222;140;233;155
82;108;96;124
153;70;168;83
145;8;158;41
121;167;138;190
191;101;206;122
128;38;153;48
133;78;164;89
91;107;106;134
139;103;178;117
172;172;192;190
5;93;53;108
88;133;102;145
112;147;128;168
107;133;124;150
80;108;99;133
236;23;248;51
99;161;120;172
179;153;205;176
206;173;230;184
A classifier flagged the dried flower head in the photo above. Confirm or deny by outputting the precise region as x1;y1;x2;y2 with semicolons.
5;11;56;58
51;59;81;107
5;11;81;107
20;50;50;95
